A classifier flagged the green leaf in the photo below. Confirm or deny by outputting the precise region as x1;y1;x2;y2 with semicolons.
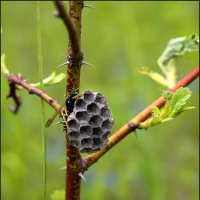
49;72;66;85
157;34;199;87
183;106;195;111
139;87;194;129
162;117;173;123
161;91;172;118
31;71;66;87
139;34;199;88
139;106;162;129
41;71;57;85
1;54;10;74
169;87;192;117
151;106;162;124
138;66;168;87
152;106;161;117
162;90;172;101
158;34;198;70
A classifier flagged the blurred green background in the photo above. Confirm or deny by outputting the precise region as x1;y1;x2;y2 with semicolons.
1;1;199;200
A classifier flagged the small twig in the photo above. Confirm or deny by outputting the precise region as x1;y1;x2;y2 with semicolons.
5;73;61;111
54;0;80;56
83;66;199;171
6;73;22;113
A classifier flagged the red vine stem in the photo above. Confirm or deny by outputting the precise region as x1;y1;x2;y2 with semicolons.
83;66;199;170
5;73;61;111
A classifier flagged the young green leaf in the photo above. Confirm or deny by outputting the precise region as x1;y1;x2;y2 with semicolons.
1;54;10;74
157;34;199;87
151;106;162;124
162;90;172;101
139;106;162;129
138;66;168;87
31;71;66;87
139;34;199;88
169;87;193;117
139;87;194;129
158;34;198;70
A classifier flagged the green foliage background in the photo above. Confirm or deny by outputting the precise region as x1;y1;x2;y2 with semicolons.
1;1;199;200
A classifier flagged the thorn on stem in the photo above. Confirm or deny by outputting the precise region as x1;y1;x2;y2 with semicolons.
78;172;86;182
57;61;69;67
84;4;95;10
133;131;138;140
57;55;94;68
66;156;70;161
53;10;61;18
82;61;94;68
59;166;67;170
127;121;139;132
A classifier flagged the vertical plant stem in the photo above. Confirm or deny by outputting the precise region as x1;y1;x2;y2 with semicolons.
66;1;83;200
53;1;84;198
37;2;46;199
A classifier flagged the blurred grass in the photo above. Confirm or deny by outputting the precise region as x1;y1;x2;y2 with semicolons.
1;1;199;200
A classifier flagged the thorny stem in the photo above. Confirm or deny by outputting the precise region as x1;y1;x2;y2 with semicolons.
66;1;83;200
54;1;84;200
83;66;199;170
54;1;80;56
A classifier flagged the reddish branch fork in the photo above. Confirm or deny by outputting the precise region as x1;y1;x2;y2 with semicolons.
5;66;199;170
83;66;199;170
5;73;61;112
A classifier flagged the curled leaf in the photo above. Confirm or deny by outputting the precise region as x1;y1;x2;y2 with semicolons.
138;66;168;87
158;34;199;69
157;34;199;87
1;54;10;74
31;71;66;87
139;34;199;88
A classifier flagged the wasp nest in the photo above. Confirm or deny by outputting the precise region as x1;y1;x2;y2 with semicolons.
67;90;114;154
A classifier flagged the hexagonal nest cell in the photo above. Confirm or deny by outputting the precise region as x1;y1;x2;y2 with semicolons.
67;90;114;154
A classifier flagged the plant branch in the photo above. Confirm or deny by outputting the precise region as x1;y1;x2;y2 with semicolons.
54;0;81;57
6;73;22;113
65;0;83;197
5;73;61;111
83;66;199;171
53;1;84;200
